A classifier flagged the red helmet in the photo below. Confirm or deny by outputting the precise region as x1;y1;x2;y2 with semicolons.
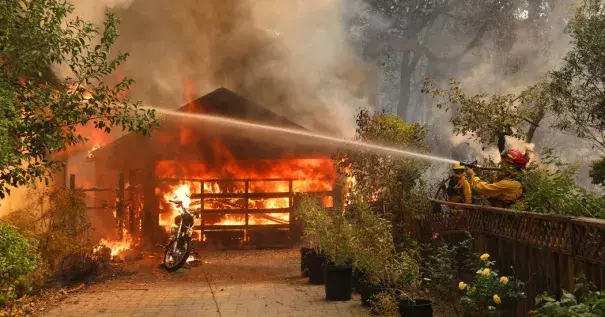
501;149;528;169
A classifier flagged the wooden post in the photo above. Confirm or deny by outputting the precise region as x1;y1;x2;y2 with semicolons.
244;180;249;247
142;163;157;248
567;221;576;290
117;173;125;240
68;174;76;236
128;170;135;234
200;181;205;243
288;179;294;246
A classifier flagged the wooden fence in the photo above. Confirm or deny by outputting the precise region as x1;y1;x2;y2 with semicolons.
427;199;605;314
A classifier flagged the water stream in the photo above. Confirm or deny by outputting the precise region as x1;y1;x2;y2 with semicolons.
144;107;458;165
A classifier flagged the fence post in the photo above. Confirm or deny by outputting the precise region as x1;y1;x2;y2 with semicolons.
567;220;576;290
116;173;125;240
128;170;135;234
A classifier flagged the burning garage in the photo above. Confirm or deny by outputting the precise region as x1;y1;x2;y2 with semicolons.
88;87;341;250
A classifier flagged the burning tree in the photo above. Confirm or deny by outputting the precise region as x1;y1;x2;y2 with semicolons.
0;0;158;198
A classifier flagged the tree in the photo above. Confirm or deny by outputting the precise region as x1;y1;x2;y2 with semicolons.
421;77;548;152
357;0;557;120
0;0;158;198
547;0;605;185
334;109;430;242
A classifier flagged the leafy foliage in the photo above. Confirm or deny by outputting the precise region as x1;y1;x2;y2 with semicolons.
589;156;605;187
0;0;159;198
292;196;331;253
0;223;38;307
548;0;605;153
511;149;605;218
533;275;605;317
346;202;419;288
422;77;548;151
334;109;430;241
370;291;399;317
457;253;525;317
421;232;477;300
4;188;93;276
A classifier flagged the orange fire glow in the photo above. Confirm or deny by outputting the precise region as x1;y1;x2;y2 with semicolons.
155;155;336;231
95;229;134;259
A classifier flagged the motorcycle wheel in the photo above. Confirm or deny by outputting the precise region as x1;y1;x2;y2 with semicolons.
163;237;191;272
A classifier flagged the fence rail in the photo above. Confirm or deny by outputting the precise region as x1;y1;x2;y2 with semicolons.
426;199;605;314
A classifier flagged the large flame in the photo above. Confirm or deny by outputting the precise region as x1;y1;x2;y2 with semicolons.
156;156;335;230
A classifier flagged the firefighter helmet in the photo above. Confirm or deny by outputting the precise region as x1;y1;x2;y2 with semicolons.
453;163;465;171
501;149;528;169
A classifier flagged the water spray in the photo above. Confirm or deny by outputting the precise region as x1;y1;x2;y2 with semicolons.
143;107;459;165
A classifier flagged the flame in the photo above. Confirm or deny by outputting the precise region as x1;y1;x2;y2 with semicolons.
153;118;336;232
95;229;133;258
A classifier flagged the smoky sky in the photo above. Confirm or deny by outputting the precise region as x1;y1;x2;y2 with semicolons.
59;0;376;138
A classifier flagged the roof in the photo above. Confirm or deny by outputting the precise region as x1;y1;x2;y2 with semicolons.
180;87;306;129
92;88;332;171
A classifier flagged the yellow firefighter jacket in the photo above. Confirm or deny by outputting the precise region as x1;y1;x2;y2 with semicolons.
448;176;472;204
469;176;522;203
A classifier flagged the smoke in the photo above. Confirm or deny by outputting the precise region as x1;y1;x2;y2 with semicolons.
54;0;377;139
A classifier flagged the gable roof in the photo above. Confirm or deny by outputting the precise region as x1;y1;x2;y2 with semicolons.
180;87;306;130
91;88;331;171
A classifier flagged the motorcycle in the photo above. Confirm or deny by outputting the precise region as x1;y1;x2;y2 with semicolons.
163;196;201;272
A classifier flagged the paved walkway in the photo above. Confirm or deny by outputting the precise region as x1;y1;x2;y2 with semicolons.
45;249;370;317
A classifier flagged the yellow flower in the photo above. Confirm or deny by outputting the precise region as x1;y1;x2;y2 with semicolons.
488;306;495;311
458;282;467;290
481;268;491;276
471;287;476;292
500;276;509;285
493;294;502;304
480;253;490;261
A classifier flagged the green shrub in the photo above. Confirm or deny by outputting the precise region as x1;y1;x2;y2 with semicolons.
421;232;477;300
5;188;93;276
532;275;605;317
457;253;525;317
512;149;605;219
0;223;39;306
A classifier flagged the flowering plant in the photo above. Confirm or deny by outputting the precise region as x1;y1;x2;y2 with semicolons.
457;253;525;317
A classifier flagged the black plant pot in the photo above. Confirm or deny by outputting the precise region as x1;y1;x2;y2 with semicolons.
306;251;327;285
360;283;387;307
300;247;312;277
323;263;353;301
398;299;433;317
351;269;365;293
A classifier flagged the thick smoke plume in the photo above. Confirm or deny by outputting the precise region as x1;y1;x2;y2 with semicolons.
62;0;377;138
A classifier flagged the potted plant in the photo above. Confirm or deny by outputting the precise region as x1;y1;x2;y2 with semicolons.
322;212;356;301
293;197;331;285
347;202;398;305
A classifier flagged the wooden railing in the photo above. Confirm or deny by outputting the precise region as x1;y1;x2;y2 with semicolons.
426;199;605;314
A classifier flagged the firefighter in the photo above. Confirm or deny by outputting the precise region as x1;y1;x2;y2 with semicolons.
465;149;529;208
447;163;472;204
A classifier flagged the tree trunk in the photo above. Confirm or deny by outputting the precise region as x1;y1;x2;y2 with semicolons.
397;50;421;120
497;134;506;153
525;106;546;143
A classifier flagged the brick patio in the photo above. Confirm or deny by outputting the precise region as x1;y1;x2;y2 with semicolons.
45;249;370;317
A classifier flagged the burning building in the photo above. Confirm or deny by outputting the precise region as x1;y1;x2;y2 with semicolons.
91;88;340;248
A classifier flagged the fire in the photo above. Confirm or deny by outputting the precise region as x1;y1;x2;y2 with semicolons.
95;229;133;259
153;124;336;237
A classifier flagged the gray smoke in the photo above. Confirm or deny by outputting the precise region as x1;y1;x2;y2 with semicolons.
58;0;378;138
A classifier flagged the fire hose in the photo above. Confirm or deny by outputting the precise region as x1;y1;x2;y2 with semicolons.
459;160;501;171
